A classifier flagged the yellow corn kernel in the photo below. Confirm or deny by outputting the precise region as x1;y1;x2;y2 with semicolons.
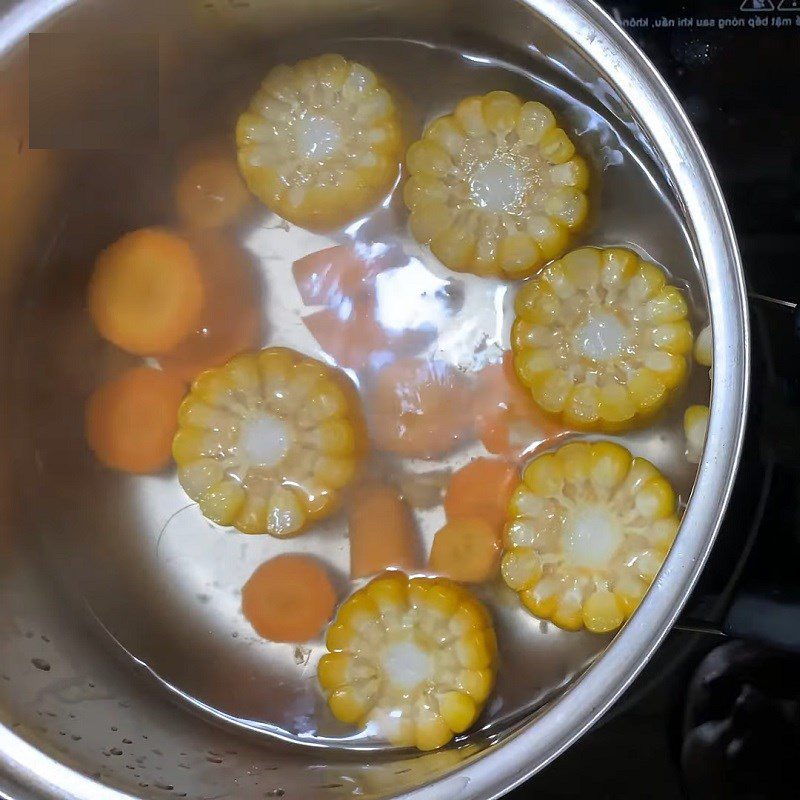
329;685;373;725
529;369;572;413
319;573;496;751
456;669;494;704
177;458;224;501
645;286;689;324
627;368;667;414
454;95;488;136
498;233;541;276
317;652;353;691
511;247;692;430
521;582;559;618
500;547;542;591
684;404;710;464
601;247;638;290
523;452;564;496
695;324;712;368
402;174;449;208
431;225;476;272
540;128;576;164
409;201;453;245
583;589;625;634
517;101;556;144
508;485;545;519
598;383;637;427
437;692;478;734
234;491;271;535
563;383;602;428
236;54;402;230
650;320;694;355
199;478;246;526
415;709;453;752
614;574;647;617
628;261;667;304
562;246;601;290
650;516;680;550
528;215;570;261
635;476;676;520
502;440;680;633
404;91;587;278
556;441;593;483
590;441;632;492
551;590;584;631
174;347;362;537
549;156;590;191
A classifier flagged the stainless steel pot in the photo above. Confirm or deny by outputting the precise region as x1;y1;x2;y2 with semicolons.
0;0;748;798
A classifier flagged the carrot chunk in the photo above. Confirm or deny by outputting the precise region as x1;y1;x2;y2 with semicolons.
174;154;251;230
349;483;419;579
474;352;565;459
429;517;501;583
444;457;517;533
88;228;204;355
158;233;261;381
242;554;337;642
85;367;186;474
368;358;471;458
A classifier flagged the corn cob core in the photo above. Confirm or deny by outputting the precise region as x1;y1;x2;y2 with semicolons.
172;348;361;537
236;54;402;229
501;440;680;633
684;404;709;465
403;91;588;278
318;572;497;751
512;247;693;430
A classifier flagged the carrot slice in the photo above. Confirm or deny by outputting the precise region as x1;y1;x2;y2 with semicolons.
303;298;432;372
428;517;501;584
88;228;204;355
293;244;387;306
158;233;262;381
368;357;471;458
444;458;518;533
174;154;251;230
349;483;419;579
85;367;186;473
242;554;337;642
474;352;565;459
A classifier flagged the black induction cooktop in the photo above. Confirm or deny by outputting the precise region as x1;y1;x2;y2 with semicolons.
513;3;800;797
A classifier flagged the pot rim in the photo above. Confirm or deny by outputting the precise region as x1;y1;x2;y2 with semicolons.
0;0;749;798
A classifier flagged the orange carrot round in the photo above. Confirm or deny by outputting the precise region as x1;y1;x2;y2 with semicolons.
349;483;419;579
444;457;518;533
242;554;337;642
293;244;383;306
368;358;471;458
174;155;251;230
474;352;565;458
88;228;204;355
158;233;261;381
85;367;186;474
428;517;501;584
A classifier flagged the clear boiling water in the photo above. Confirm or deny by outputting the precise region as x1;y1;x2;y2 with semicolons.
15;33;710;750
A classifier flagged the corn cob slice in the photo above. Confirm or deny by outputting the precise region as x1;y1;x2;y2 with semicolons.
511;247;692;430
236;54;402;230
684;404;709;465
172;347;362;537
319;572;497;751
403;91;588;278
500;440;681;633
